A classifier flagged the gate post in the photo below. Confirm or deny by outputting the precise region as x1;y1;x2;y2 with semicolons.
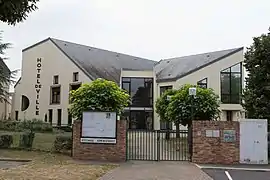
157;131;160;161
188;122;193;161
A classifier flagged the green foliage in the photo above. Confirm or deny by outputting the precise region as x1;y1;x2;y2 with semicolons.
19;132;35;149
0;32;17;103
53;135;72;153
156;89;178;122
0;134;13;148
0;0;40;25
242;28;270;120
156;84;220;126
70;78;130;120
0;119;53;132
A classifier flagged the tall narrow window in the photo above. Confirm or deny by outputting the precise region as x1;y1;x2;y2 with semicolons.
197;78;207;88
48;109;53;124
73;72;79;82
68;109;72;126
15;111;18;120
226;110;233;121
221;63;242;104
57;109;62;126
51;86;61;104
53;75;59;84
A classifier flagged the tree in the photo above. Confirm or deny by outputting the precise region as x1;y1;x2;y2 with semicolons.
0;0;40;25
156;84;220;138
69;78;130;120
156;89;178;139
242;28;270;120
156;89;178;125
0;32;12;103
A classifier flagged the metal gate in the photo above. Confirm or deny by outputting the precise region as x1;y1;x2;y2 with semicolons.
126;130;190;161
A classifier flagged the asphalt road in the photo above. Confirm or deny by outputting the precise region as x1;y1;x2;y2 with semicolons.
203;168;270;180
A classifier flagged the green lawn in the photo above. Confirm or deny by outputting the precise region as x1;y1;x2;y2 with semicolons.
0;131;72;152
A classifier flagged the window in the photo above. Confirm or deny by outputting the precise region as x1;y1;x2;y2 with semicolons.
68;109;72;126
15;111;18;120
51;86;61;104
21;95;30;111
53;75;59;84
160;86;173;95
122;77;153;107
57;109;62;126
221;63;242;104
197;78;207;88
123;110;153;130
73;72;79;82
226;111;233;121
70;83;81;91
48;109;53;124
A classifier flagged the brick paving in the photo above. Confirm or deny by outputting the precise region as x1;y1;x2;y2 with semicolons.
99;161;213;180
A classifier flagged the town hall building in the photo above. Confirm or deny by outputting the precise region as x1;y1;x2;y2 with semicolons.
12;38;245;130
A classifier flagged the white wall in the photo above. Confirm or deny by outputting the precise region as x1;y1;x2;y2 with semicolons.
13;39;91;124
154;50;245;128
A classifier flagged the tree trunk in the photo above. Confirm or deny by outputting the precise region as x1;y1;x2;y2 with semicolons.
175;122;180;138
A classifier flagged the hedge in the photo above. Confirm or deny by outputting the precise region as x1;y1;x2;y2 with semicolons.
0;119;53;132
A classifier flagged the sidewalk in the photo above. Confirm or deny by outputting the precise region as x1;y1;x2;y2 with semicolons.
99;161;212;180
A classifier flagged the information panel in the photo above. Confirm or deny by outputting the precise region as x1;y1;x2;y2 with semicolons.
81;111;117;144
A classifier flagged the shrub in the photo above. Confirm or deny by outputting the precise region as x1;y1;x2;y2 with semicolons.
54;126;72;132
69;78;130;120
0;119;53;132
0;134;13;148
19;132;35;149
0;120;17;131
53;135;72;153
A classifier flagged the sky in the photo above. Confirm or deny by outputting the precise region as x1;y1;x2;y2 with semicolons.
0;0;270;86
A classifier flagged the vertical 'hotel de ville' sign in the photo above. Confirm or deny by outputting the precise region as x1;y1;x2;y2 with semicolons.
35;58;42;115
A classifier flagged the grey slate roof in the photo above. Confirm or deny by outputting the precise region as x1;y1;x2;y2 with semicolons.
154;47;243;82
50;38;156;83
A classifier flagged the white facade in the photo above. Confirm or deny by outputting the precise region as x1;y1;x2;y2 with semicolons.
13;40;91;124
12;38;245;129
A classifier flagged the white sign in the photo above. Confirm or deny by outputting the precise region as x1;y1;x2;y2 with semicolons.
82;111;117;138
81;138;116;144
189;87;196;96
167;95;172;101
213;130;220;137
206;130;213;137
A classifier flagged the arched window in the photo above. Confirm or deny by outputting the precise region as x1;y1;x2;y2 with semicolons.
21;95;30;111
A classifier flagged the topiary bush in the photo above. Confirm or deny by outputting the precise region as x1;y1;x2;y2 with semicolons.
0;134;13;148
19;132;35;149
53;135;72;153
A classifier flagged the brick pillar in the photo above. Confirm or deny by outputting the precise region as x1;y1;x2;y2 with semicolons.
72;120;126;162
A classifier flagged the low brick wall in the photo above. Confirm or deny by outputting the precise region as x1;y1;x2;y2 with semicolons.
72;120;126;162
192;121;239;165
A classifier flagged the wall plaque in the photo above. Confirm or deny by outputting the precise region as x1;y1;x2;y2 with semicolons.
223;130;236;142
81;111;117;144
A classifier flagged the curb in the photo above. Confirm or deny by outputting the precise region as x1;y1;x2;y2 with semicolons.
195;164;270;172
0;158;32;162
